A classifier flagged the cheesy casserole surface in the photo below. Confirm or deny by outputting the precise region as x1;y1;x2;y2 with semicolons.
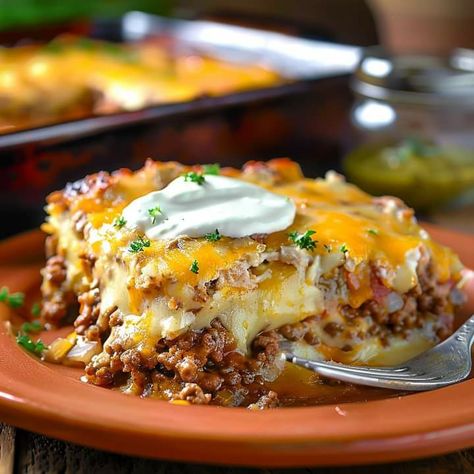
0;35;281;133
40;158;465;407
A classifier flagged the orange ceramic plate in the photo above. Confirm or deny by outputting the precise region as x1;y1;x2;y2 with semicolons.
0;225;473;467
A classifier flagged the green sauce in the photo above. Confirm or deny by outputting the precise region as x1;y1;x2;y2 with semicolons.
344;138;474;210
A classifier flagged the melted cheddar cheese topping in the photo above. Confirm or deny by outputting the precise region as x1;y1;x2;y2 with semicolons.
0;36;281;132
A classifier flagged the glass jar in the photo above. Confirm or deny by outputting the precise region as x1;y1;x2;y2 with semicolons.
344;47;474;211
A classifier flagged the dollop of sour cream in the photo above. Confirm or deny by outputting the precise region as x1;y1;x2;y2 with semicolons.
122;174;296;240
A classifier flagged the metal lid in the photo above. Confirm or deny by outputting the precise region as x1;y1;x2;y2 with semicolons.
351;47;474;108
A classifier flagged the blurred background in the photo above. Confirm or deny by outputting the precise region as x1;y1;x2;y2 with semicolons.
0;0;473;237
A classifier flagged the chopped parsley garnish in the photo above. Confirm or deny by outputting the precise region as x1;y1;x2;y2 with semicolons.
205;229;221;242
288;230;317;251
129;236;151;253
148;206;162;224
16;334;46;356
323;244;332;253
0;287;24;309
202;163;220;175
183;171;205;185
367;228;379;236
21;320;43;334
113;216;127;229
9;294;46;356
31;302;41;317
190;259;199;274
4;290;24;308
340;244;349;254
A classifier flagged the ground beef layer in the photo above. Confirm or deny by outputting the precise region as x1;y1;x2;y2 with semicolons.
41;258;458;408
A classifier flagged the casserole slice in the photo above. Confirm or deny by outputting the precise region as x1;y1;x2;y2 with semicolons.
40;158;465;407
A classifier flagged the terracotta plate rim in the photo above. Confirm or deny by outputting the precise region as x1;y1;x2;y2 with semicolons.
0;225;473;467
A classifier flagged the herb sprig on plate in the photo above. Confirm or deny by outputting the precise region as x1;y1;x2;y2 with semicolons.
17;310;46;355
16;334;46;356
21;320;43;334
1;286;47;356
31;302;41;317
0;287;24;309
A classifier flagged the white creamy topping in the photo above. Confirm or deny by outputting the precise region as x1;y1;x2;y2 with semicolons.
122;174;296;240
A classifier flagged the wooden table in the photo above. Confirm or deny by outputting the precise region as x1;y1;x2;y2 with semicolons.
2;215;474;473
1;424;474;473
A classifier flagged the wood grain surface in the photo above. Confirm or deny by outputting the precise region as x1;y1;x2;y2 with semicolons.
0;424;471;474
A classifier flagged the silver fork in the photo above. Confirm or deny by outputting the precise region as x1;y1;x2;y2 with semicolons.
280;315;474;391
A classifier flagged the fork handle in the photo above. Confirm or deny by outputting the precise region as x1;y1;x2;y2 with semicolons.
453;314;474;347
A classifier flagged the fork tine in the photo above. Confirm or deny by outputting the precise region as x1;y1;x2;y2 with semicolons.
316;364;420;377
351;366;410;373
313;365;443;391
285;355;440;382
281;353;415;377
279;313;474;391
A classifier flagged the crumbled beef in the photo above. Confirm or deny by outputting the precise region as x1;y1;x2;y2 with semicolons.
108;308;123;327
217;260;257;289
85;365;114;387
41;299;68;325
85;318;284;406
323;321;344;337
43;256;67;285
72;211;88;238
248;391;279;410
252;331;280;365
41;255;72;325
64;171;112;201
250;233;268;244
45;235;59;259
341;260;456;341
279;322;306;341
278;316;319;344
74;288;100;335
175;383;211;405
